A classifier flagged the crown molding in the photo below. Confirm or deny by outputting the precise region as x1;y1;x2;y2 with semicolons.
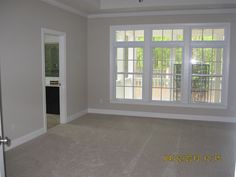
41;0;87;17
39;0;236;19
88;8;236;19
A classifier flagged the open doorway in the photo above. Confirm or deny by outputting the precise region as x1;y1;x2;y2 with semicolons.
41;28;67;131
45;41;60;129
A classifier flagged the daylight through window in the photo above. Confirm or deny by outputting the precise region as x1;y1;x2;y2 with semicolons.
110;24;229;108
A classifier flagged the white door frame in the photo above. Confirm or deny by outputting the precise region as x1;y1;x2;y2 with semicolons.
41;28;67;131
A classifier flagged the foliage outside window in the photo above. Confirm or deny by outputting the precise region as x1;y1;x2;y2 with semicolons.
110;24;229;108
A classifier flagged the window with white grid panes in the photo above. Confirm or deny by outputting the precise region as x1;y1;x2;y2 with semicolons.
115;30;144;100
191;27;225;104
116;47;144;100
110;24;229;108
152;47;183;102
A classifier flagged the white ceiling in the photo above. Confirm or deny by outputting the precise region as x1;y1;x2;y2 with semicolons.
42;0;236;15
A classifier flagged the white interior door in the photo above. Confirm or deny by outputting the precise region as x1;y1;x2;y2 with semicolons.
0;116;6;177
0;69;6;177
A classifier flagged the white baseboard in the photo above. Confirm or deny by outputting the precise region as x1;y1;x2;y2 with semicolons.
67;109;88;122
5;108;234;151
5;110;88;151
5;128;46;151
88;108;236;123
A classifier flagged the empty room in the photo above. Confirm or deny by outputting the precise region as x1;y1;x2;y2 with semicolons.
1;0;236;176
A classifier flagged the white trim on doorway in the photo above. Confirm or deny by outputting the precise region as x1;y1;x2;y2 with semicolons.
41;28;67;132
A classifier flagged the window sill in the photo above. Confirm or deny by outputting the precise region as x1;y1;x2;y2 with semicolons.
110;99;227;110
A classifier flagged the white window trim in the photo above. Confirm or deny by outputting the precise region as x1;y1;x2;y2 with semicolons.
110;23;230;109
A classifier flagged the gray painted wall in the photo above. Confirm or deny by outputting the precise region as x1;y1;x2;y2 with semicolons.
0;0;87;140
0;0;236;143
87;14;236;118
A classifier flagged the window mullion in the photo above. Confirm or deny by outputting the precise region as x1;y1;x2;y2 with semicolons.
182;27;191;104
111;47;116;100
143;28;151;102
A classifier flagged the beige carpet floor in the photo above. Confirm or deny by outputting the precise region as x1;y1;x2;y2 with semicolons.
5;114;236;177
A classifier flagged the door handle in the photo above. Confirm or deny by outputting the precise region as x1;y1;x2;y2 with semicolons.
0;137;11;147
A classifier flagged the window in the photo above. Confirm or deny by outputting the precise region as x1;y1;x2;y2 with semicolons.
116;47;143;100
152;47;183;102
114;29;145;100
110;24;230;108
190;26;227;105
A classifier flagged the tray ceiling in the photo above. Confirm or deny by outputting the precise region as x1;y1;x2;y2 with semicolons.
42;0;236;14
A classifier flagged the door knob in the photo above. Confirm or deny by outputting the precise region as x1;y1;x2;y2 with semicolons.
0;137;11;147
